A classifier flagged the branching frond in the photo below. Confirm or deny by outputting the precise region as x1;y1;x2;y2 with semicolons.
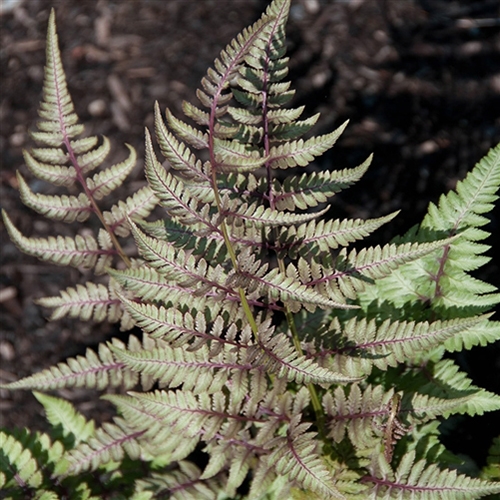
361;143;500;320
2;2;499;498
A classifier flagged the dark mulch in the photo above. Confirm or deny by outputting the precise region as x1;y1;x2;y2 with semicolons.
1;0;499;469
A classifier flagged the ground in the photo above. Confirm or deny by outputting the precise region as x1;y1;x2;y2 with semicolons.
1;0;499;469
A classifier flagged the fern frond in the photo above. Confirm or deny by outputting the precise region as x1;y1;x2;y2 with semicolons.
324;384;395;449
165;108;209;149
268;122;348;169
398;358;500;416
36;281;122;323
34;9;83;146
0;339;138;391
362;143;500;319
116;296;240;348
135;461;225;500
268;418;345;499
85;144;137;200
33;392;95;446
0;431;45;490
243;263;351;310
103;185;159;238
228;198;329;227
63;418;144;476
105;391;216;458
249;324;360;384
316;239;456;299
2;210;113;269
423;143;500;233
270;114;321;141
195;8;275;115
213;138;267;173
278;211;399;259
109;343;244;394
17;172;92;222
144;129;217;229
341;315;487;371
273;156;372;211
127;221;234;301
366;450;500;499
154;102;209;183
74;134;112;176
23;149;76;187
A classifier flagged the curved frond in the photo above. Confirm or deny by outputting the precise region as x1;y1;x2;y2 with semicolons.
17;172;92;223
144;129;217;229
165;108;209;149
76;135;112;176
23;149;76;187
154;102;209;183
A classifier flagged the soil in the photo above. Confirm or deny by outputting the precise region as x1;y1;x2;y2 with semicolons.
1;0;499;471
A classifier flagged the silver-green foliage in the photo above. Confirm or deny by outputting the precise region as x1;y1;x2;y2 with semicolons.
1;1;500;499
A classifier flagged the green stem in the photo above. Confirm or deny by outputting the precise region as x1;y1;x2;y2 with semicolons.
211;168;259;338
277;258;327;440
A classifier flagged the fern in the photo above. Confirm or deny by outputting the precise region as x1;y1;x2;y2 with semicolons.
2;1;500;499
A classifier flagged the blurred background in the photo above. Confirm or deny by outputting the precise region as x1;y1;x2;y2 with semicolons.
1;0;499;471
